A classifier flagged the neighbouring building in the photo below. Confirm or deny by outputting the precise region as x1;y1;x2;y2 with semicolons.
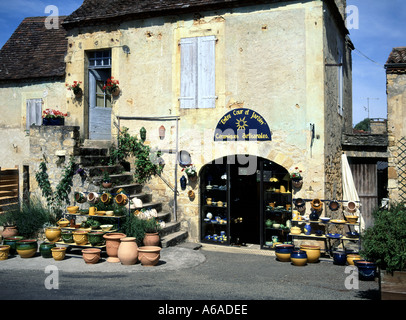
385;47;406;203
1;0;355;248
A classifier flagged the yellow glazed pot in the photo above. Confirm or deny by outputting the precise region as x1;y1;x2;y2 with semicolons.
45;227;62;242
57;218;70;227
347;254;361;265
73;230;88;245
346;215;358;224
300;244;321;263
51;247;66;261
0;245;10;260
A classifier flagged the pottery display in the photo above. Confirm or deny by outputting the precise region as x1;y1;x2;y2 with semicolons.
45;226;62;242
100;224;113;231
354;260;377;281
89;206;98;215
82;248;101;264
346;201;357;213
0;245;10;260
309;210;319;222
118;237;139;265
39;242;56;258
328;200;340;211
51;247;67;261
143;232;160;246
3;236;24;255
74;192;86;203
347;253;361;265
275;244;294;262
87;231;105;246
87;192;99;204
290;250;307;266
320;217;330;223
61;230;74;243
101;192;113;205
73;230;89;245
16;239;38;258
304;223;311;235
138;246;161;267
103;232;126;262
299;244;320;263
290;226;301;235
2;226;18;238
333;251;347;265
310;199;323;212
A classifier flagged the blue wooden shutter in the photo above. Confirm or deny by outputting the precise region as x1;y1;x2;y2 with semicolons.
179;37;198;109
197;35;216;108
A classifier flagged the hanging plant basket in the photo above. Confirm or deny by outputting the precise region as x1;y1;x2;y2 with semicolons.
292;178;303;189
111;86;120;97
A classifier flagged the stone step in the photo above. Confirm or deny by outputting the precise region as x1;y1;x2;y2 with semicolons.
129;192;152;204
83;140;111;149
92;172;133;186
111;184;143;195
84;165;125;177
79;147;109;156
137;201;162;213
78;155;111;167
160;221;181;237
161;230;189;247
157;211;172;222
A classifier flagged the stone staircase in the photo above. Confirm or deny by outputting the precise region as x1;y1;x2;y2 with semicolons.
77;145;188;247
0;167;19;214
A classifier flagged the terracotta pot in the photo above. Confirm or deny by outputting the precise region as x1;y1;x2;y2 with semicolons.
2;226;18;238
118;237;139;265
0;245;10;260
102;182;113;188
82;248;101;264
45;227;62;242
143;232;160;246
51;247;66;261
103;232;126;262
138;246;161;267
300;244;321;263
73;230;88;245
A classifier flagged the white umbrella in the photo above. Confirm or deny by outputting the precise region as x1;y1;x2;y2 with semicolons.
342;153;365;231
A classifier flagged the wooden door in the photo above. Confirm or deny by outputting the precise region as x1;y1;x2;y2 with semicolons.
350;163;378;229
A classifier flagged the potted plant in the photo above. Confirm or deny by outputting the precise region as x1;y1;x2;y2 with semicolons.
143;218;161;247
184;164;197;181
66;80;83;98
42;108;68;126
360;202;406;299
103;76;120;97
290;167;303;188
102;171;112;188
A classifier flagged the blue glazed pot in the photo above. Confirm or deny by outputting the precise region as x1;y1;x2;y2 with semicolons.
333;251;347;265
291;250;307;266
354;260;377;281
275;244;294;262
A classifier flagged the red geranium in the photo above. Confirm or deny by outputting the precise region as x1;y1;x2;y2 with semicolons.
42;108;68;119
102;77;119;92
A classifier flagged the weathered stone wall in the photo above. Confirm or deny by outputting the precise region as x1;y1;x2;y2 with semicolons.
28;125;80;204
387;72;406;202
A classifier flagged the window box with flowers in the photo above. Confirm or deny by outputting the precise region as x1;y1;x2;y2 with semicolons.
103;77;120;97
42;109;68;126
66;81;83;98
290;167;303;189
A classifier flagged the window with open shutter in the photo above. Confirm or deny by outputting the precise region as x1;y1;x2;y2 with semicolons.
179;36;216;109
26;98;42;129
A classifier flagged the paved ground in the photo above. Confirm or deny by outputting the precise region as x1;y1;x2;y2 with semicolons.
0;241;380;304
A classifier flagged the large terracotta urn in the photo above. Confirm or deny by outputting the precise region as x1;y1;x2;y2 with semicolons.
118;237;138;265
103;232;126;262
2;226;18;238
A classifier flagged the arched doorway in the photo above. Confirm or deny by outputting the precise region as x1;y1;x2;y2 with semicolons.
200;155;291;247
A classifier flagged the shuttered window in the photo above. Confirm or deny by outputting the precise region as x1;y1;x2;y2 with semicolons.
179;36;217;109
26;98;42;130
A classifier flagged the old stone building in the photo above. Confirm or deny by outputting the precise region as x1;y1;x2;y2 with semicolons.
385;47;406;202
0;0;354;247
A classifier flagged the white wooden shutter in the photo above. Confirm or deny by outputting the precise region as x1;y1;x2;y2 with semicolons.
198;35;216;108
26;98;42;130
179;37;198;109
338;49;344;116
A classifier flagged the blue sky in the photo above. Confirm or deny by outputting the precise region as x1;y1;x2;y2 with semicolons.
0;0;405;127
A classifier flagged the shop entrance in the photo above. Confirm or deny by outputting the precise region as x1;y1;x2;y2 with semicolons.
200;155;290;246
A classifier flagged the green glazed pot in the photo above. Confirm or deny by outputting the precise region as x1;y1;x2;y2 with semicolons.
16;240;38;258
39;242;56;258
87;231;105;246
3;236;24;255
61;230;74;243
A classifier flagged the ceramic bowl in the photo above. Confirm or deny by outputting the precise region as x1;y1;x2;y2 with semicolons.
97;211;106;216
347;253;361;265
345;215;358;224
100;224;113;231
346;231;359;238
290;226;301;235
275;244;294;262
327;233;342;239
290;250;307;266
320;217;330;223
106;211;114;216
273;224;281;229
67;206;79;214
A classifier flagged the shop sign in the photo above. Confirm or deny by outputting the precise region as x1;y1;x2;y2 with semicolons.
214;108;272;141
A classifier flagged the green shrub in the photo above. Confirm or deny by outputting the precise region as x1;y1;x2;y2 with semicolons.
360;202;406;273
